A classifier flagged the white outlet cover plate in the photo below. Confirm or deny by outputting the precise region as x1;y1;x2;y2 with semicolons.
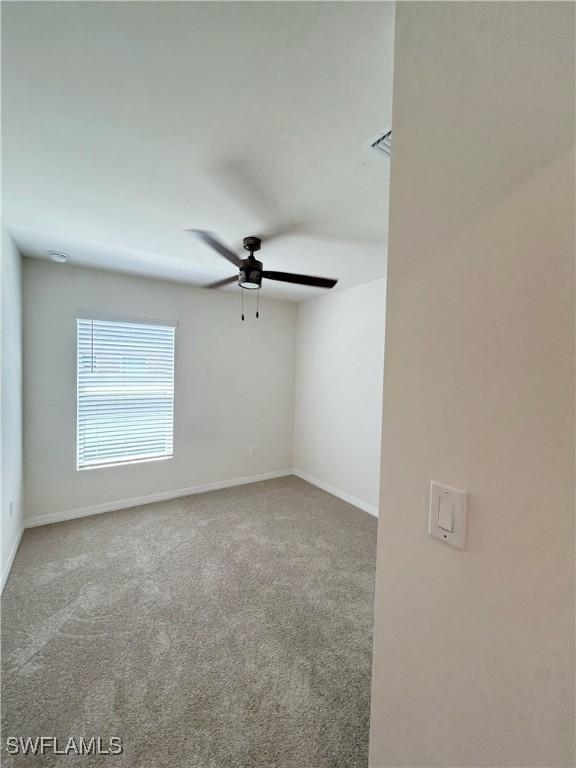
429;481;467;550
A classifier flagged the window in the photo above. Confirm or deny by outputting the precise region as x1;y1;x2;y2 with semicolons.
77;319;175;470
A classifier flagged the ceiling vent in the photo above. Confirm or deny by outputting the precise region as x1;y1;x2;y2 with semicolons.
370;129;391;157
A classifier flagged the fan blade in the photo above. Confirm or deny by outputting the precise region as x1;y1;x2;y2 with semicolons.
211;160;304;246
211;158;383;246
205;275;238;289
262;271;338;289
186;229;242;267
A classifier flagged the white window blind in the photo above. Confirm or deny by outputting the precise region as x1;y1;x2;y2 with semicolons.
77;319;175;470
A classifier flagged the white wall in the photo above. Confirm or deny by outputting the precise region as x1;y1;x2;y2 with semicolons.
370;3;575;767
23;260;296;523
1;229;24;589
293;280;386;514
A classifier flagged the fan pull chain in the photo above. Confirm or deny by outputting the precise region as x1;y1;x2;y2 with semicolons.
241;288;245;321
256;289;260;319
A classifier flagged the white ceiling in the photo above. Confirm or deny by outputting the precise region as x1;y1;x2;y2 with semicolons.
2;1;394;301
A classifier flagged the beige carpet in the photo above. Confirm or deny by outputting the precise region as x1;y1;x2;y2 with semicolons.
1;476;377;767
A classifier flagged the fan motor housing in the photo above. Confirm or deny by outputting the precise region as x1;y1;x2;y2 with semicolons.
239;257;263;289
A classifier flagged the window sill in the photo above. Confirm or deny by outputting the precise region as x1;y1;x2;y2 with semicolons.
77;455;173;472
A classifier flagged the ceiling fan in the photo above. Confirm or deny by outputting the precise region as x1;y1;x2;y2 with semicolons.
187;230;338;292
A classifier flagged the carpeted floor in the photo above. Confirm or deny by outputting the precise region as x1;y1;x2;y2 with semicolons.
1;476;377;768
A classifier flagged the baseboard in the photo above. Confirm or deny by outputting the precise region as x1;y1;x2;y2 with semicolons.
1;526;24;592
24;468;378;529
25;469;293;529
292;469;378;517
